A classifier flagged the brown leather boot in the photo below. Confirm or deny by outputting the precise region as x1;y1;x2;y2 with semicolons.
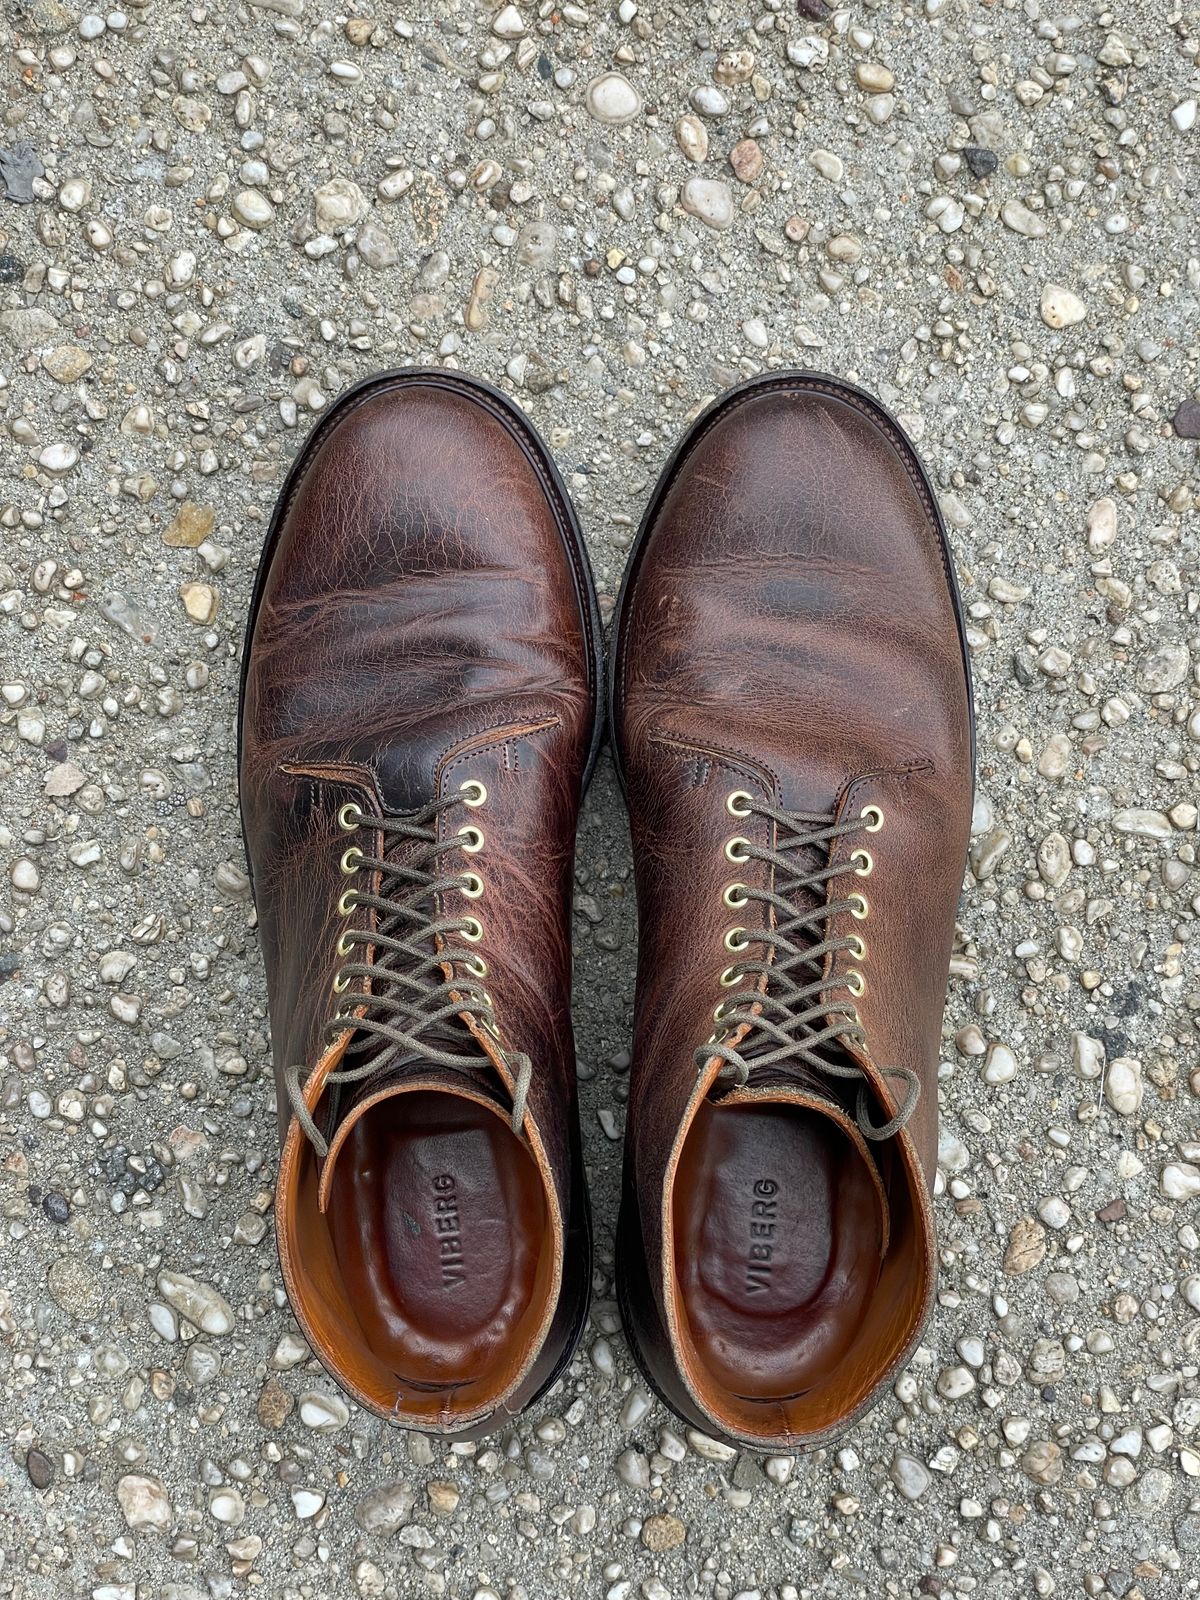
240;369;603;1437
610;372;974;1451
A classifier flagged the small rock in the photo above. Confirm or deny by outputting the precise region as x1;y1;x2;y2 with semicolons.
299;1390;350;1432
1001;198;1048;238
1105;1058;1143;1116
1004;1216;1047;1275
163;502;214;548
356;1481;416;1535
180;582;218;624
313;178;367;234
729;139;763;183
1172;399;1200;439
210;1487;245;1526
42;344;92;382
428;1480;460;1515
681;177;734;230
38;442;79;474
492;4;524;35
890;1452;931;1500
1022;1441;1063;1485
1162;1163;1200;1201
1040;284;1088;329
963;145;998;178
675;114;708;163
585;72;642;126
231;190;274;229
117;1474;173;1532
856;62;894;93
155;1268;233;1335
355;219;399;270
642;1513;686;1552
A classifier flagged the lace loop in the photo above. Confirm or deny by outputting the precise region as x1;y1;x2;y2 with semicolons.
698;795;919;1142
285;791;531;1157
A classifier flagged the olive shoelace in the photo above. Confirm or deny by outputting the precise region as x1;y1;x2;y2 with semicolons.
284;782;531;1157
698;791;919;1142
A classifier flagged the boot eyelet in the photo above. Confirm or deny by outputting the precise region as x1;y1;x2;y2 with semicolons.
726;791;754;817
340;846;363;875
460;872;484;900
482;1016;500;1039
461;917;484;943
724;927;749;952
332;972;351;994
846;969;866;998
719;965;741;987
851;847;873;877
846;934;866;961
460;780;487;808
713;1000;730;1021
723;883;749;908
458;824;485;853
337;802;362;831
861;804;885;832
724;836;752;863
337;889;357;917
849;892;869;920
465;953;487;978
335;932;354;957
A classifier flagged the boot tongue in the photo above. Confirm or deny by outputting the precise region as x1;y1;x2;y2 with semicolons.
316;1053;514;1214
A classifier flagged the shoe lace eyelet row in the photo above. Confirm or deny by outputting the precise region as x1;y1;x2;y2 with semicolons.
698;795;924;1143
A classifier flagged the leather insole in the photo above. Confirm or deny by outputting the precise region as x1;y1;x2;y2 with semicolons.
327;1091;545;1390
674;1099;884;1400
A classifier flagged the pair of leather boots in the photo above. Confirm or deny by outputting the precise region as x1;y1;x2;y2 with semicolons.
239;369;974;1452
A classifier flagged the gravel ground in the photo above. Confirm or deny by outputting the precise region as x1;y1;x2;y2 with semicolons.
2;1;1199;1596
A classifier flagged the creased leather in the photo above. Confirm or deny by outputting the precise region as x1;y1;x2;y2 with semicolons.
240;370;600;1437
611;372;974;1450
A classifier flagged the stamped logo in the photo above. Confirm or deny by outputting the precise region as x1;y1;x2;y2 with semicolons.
745;1178;778;1295
432;1173;465;1289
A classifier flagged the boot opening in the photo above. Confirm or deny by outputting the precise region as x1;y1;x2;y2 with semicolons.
278;1086;557;1430
668;1093;928;1443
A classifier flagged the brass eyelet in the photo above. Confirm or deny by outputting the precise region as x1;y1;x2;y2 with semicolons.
705;1030;725;1047
846;934;866;962
337;802;362;831
332;972;351;994
465;953;487;978
725;836;752;863
719;965;741;987
723;883;749;909
337;889;357;917
713;1000;730;1021
339;846;363;875
724;927;749;952
460;872;484;900
845;969;866;998
482;1016;500;1039
726;790;754;817
851;847;873;877
335;931;354;958
460;779;487;808
458;824;485;854
861;804;884;833
461;916;484;943
849;892;869;921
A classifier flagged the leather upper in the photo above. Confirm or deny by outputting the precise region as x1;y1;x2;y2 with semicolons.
612;373;974;1448
239;370;599;1432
